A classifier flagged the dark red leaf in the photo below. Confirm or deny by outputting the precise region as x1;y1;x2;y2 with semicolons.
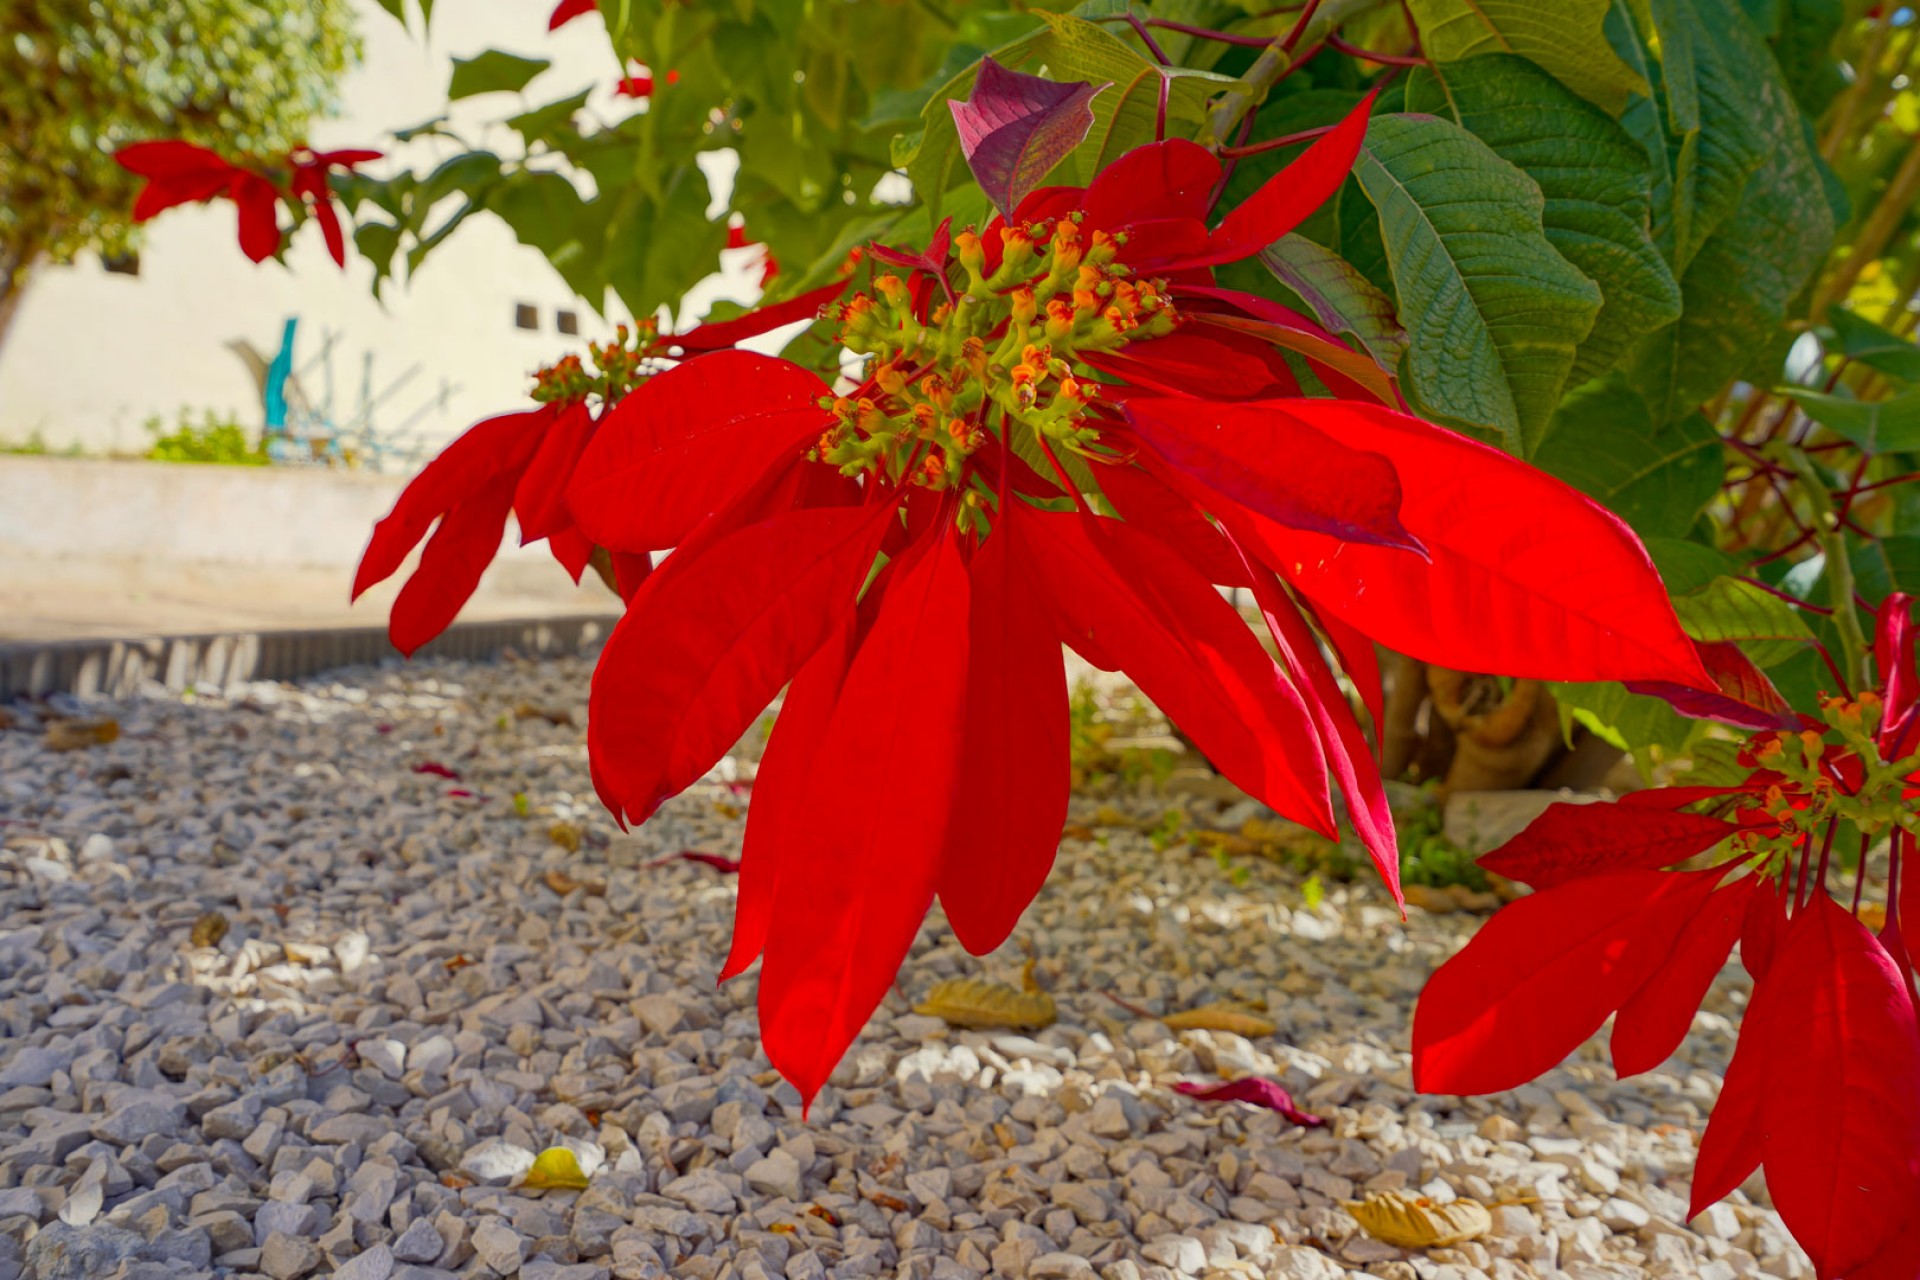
1240;399;1711;686
1019;504;1336;837
232;172;283;263
1310;603;1385;733
1412;869;1725;1094
673;281;850;352
758;530;972;1106
412;761;461;780
1756;894;1920;1277
548;0;597;28
1077;139;1219;231
546;524;593;583
1173;1079;1324;1128
1123;396;1421;553
670;851;742;873
950;57;1109;216
1877;593;1917;749
1611;876;1753;1077
1199;92;1375;268
1741;875;1787;980
1091;459;1251;588
1171;287;1396;405
513;402;595;543
1476;800;1738;889
1081;327;1300;400
389;469;519;656
1627;640;1798;730
117;141;237;220
568;352;829;553
1689;977;1773;1218
585;501;895;827
938;514;1071;955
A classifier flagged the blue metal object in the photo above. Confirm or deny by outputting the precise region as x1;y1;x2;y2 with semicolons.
264;317;298;435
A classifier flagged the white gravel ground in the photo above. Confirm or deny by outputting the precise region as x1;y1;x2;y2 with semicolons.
0;654;1813;1280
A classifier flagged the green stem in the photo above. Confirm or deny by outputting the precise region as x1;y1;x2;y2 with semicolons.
1200;0;1390;147
1789;448;1869;692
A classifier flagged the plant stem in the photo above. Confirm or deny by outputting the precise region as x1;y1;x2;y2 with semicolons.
1201;0;1387;147
1822;10;1899;160
1788;447;1871;693
1218;124;1339;159
1812;130;1920;318
1325;33;1425;65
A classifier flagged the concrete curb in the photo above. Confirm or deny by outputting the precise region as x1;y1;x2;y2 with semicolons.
0;613;622;701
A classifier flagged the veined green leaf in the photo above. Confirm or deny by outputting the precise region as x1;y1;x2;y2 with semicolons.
1352;112;1601;455
1534;378;1720;538
1641;535;1737;593
1255;233;1408;371
1781;385;1920;455
1407;54;1680;384
1404;0;1649;115
1669;575;1814;667
448;50;550;100
507;90;591;151
898;14;1234;219
1552;679;1700;754
1824;308;1920;384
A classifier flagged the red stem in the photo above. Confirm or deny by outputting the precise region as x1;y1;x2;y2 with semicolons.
1218;124;1338;159
1036;435;1092;515
1737;575;1834;616
1211;104;1259;213
1815;816;1839;900
1794;829;1815;911
1813;639;1854;698
1124;13;1172;64
1140;17;1272;47
1853;832;1870;913
1326;32;1427;65
1282;0;1324;50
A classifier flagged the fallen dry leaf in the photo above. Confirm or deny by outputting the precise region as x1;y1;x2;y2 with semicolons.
514;701;574;726
543;867;605;897
189;912;229;948
521;1146;590;1191
1162;1003;1278;1037
914;976;1056;1030
1346;1191;1493;1249
44;718;119;752
1172;1078;1323;1127
548;821;583;852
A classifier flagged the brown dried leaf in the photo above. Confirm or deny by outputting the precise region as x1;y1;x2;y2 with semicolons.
1346;1192;1492;1249
543;867;604;897
913;976;1056;1030
44;718;119;751
1161;1003;1278;1037
514;701;574;726
190;912;230;948
548;822;583;853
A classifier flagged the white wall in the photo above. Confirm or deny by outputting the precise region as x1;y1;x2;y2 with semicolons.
0;0;758;460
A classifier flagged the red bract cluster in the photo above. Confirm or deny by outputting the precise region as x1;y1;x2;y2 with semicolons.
1415;596;1920;1279
353;283;847;655
114;141;378;267
560;95;1709;1103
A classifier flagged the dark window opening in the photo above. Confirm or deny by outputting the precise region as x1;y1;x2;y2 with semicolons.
556;309;580;336
514;303;539;330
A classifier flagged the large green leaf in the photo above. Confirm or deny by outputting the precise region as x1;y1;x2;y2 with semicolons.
1255;233;1408;371
1626;0;1833;419
1534;377;1720;537
1825;307;1920;384
1406;55;1680;385
1351;112;1602;454
1852;535;1920;606
1403;0;1649;115
1669;575;1815;667
1782;385;1920;454
447;50;550;100
1552;679;1701;754
895;13;1234;219
1639;0;1772;272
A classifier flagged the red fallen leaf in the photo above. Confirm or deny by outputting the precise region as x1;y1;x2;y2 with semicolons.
412;761;461;780
1173;1079;1324;1128
949;57;1109;216
446;788;476;799
1627;640;1798;730
1755;894;1920;1277
670;850;742;873
1413;869;1727;1094
1476;800;1740;889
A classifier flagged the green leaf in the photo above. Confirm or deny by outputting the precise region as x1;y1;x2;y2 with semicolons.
1669;575;1814;666
1255;233;1408;371
1781;385;1920;454
507;90;592;151
1406;54;1681;385
1534;377;1721;537
898;13;1234;219
1641;535;1737;593
1551;679;1700;754
1851;535;1920;607
448;50;551;100
1351;112;1602;454
1403;0;1650;115
1825;307;1920;384
1640;0;1773;272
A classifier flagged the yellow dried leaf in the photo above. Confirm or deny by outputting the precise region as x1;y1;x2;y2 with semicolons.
913;977;1056;1030
514;701;574;726
1161;1003;1277;1037
190;912;229;948
548;822;583;852
543;867;605;896
44;718;119;751
1346;1192;1492;1249
522;1146;590;1191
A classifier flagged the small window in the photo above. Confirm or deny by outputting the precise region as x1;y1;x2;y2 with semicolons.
556;310;580;336
514;303;539;331
102;252;140;277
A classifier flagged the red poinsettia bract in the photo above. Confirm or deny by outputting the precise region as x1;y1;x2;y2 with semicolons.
115;140;378;267
567;95;1710;1104
1415;596;1920;1278
353;283;847;654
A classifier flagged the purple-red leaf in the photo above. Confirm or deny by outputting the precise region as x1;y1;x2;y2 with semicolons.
412;761;461;780
1877;592;1917;750
672;281;850;353
758;531;972;1106
1626;640;1798;730
1476;800;1739;889
1173;1079;1324;1128
1413;870;1725;1095
937;512;1071;956
950;57;1109;216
